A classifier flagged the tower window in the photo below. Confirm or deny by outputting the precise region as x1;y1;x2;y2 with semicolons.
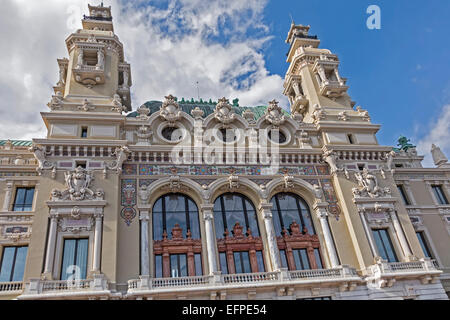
81;127;88;138
431;185;449;205
348;134;355;144
357;164;365;171
83;50;98;67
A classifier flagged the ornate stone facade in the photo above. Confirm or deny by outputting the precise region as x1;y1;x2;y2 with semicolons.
0;5;448;301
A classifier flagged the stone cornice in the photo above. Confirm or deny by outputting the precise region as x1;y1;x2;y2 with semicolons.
32;138;128;147
315;122;381;132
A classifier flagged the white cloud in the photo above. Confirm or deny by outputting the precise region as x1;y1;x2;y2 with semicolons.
416;104;450;167
0;0;286;141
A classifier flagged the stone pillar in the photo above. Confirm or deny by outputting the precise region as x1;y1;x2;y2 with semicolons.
359;210;378;258
43;211;58;277
292;81;302;98
140;210;150;276
201;205;218;274
259;203;281;271
2;181;13;211
389;209;413;260
92;211;104;273
314;204;340;268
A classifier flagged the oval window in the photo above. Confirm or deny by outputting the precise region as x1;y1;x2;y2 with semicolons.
162;126;183;142
268;129;287;144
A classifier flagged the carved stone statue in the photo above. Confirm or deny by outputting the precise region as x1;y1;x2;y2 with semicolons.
78;99;94;112
76;50;84;69
356;106;370;122
385;150;396;171
264;100;286;126
323;150;339;174
135;125;153;146
137;105;150;120
107;146;131;174
96;50;104;70
29;145;54;174
138;184;151;204
123;70;129;88
431;144;448;167
312;104;326;123
160;94;181;124
313;184;323;200
51;167;98;201
111;94;125;113
47;93;63;110
214;98;235;124
353;168;390;198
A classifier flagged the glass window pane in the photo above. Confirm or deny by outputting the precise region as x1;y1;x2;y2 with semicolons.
242;251;251;273
271;196;283;235
299;249;311;270
245;200;260;237
219;252;228;274
188;199;200;239
194;253;203;276
24;188;35;206
155;255;162;278
0;247;16;282
61;240;76;280
416;232;433;258
433;186;449;205
12;246;28;282
75;239;89;280
152;197;163;240
13;188;26;211
170;254;178;278
314;248;323;269
293;250;302;270
279;249;288;269
379;229;398;262
299;199;315;235
179;254;187;277
213;199;225;237
256;251;265;272
233;252;243;274
397;185;410;205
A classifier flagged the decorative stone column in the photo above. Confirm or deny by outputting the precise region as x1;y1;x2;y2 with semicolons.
314;203;340;268
92;211;104;273
2;181;13;211
259;203;281;271
201;204;218;274
389;209;413;260
139;210;150;276
43;211;58;277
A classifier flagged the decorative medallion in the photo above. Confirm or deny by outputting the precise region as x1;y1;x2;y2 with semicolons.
214;97;235;124
121;207;137;226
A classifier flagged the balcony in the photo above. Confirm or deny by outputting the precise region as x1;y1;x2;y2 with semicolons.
126;265;361;298
0;282;24;295
365;259;442;288
73;64;105;88
319;80;348;99
18;274;112;300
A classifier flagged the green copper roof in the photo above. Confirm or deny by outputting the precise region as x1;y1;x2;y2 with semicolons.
127;100;290;120
0;140;33;147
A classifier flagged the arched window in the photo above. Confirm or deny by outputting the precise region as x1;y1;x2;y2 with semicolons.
270;193;323;271
152;194;202;278
213;193;265;274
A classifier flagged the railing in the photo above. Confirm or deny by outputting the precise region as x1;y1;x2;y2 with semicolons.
388;262;425;272
127;267;359;294
83;15;113;22
289;268;343;280
0;281;23;293
223;271;279;284
41;279;92;292
152;275;211;288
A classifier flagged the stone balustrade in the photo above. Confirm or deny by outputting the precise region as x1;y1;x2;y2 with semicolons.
126;266;361;297
0;281;24;294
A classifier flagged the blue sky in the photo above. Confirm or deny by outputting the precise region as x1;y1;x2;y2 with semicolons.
260;0;450;158
0;0;449;166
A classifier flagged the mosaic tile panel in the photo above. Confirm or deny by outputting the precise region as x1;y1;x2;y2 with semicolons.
121;179;136;206
122;164;137;175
